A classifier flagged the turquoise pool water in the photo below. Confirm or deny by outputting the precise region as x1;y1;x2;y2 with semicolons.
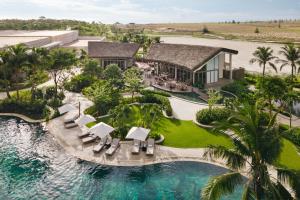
0;117;243;200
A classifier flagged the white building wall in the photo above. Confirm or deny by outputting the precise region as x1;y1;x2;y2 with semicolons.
219;53;225;78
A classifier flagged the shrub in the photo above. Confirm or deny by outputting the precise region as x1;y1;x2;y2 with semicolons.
280;125;300;146
0;98;48;119
222;81;251;98
140;89;171;97
64;74;95;93
47;98;63;108
45;86;56;100
196;107;230;125
150;131;161;140
138;93;172;116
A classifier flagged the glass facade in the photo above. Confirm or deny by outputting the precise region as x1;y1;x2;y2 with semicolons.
102;59;126;70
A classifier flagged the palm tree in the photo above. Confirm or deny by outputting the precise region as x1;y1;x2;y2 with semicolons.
201;101;300;200
282;90;300;128
250;47;277;77
27;47;48;99
0;50;12;98
6;44;29;100
277;44;300;79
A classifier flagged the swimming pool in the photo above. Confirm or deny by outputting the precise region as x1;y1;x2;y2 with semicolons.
0;117;243;199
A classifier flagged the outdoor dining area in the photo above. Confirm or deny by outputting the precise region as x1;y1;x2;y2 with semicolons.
154;73;190;92
57;104;156;157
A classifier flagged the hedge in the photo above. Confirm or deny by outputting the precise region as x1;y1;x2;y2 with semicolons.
140;89;171;97
196;107;230;125
138;93;172;116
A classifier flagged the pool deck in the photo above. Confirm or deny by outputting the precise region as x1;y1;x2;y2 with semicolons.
47;114;231;168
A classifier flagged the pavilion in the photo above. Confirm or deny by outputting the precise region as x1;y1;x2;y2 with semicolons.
144;43;238;86
88;41;140;70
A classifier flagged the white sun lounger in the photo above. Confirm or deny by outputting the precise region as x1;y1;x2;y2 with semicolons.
64;122;78;129
82;135;97;144
106;138;120;156
93;137;108;153
146;138;155;156
131;139;141;154
78;128;90;138
64;110;80;124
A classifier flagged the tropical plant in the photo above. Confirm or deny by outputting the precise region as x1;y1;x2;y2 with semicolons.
139;104;162;128
124;67;143;101
109;104;131;138
282;91;300;128
103;64;124;89
26;47;48;99
207;89;222;111
250;47;277;77
47;48;77;98
6;44;29;100
201;101;300;200
0;50;12;98
82;58;102;78
277;44;300;79
256;76;287;117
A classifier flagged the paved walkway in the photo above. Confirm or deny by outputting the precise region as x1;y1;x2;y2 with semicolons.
169;96;208;121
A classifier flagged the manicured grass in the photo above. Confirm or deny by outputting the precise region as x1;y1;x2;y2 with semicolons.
87;105;233;148
154;118;233;148
277;139;300;170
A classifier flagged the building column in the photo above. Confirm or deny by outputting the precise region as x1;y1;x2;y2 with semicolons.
229;54;233;80
192;72;195;84
175;66;178;81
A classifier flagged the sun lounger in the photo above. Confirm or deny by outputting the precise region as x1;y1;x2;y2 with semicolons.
106;138;120;156
64;110;80;124
131;139;141;154
93;137;108;153
82;135;97;144
146;138;155;156
64;122;78;129
78;129;90;138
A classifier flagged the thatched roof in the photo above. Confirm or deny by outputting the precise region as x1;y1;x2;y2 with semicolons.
145;43;238;71
88;41;140;58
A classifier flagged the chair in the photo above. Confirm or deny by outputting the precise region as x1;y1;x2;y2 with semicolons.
82;135;97;144
106;138;120;156
65;122;78;129
78;129;90;138
64;110;80;124
146;138;155;156
131;139;141;154
93;137;108;153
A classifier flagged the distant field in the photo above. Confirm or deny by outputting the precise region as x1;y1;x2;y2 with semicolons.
135;22;300;43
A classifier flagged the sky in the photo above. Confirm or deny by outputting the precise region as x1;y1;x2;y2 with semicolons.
1;0;300;24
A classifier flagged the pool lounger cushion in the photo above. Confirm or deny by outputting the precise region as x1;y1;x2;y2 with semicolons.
78;130;90;138
82;135;97;144
106;138;120;156
93;137;108;153
146;138;155;156
64;111;80;124
131;139;141;154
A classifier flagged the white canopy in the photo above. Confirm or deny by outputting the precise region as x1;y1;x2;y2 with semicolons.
125;127;150;141
75;115;96;127
58;104;77;115
90;122;115;139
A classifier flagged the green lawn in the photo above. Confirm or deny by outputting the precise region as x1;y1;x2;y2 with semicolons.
88;105;233;148
277;139;300;170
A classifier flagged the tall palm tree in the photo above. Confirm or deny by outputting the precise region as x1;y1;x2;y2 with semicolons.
277;44;300;79
201;101;300;200
6;44;29;100
27;47;48;99
250;47;277;77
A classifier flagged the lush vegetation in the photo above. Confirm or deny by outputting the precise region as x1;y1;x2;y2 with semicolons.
89;105;233;148
196;107;230;125
0;45;78;119
201;102;300;200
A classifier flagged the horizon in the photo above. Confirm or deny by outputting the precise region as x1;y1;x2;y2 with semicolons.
1;0;300;24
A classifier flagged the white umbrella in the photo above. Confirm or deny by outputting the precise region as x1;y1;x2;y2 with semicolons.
125;127;150;141
90;122;115;139
58;104;77;115
75;115;96;127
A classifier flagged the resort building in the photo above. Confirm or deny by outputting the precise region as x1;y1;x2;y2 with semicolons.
144;43;238;86
88;41;140;70
0;30;79;50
